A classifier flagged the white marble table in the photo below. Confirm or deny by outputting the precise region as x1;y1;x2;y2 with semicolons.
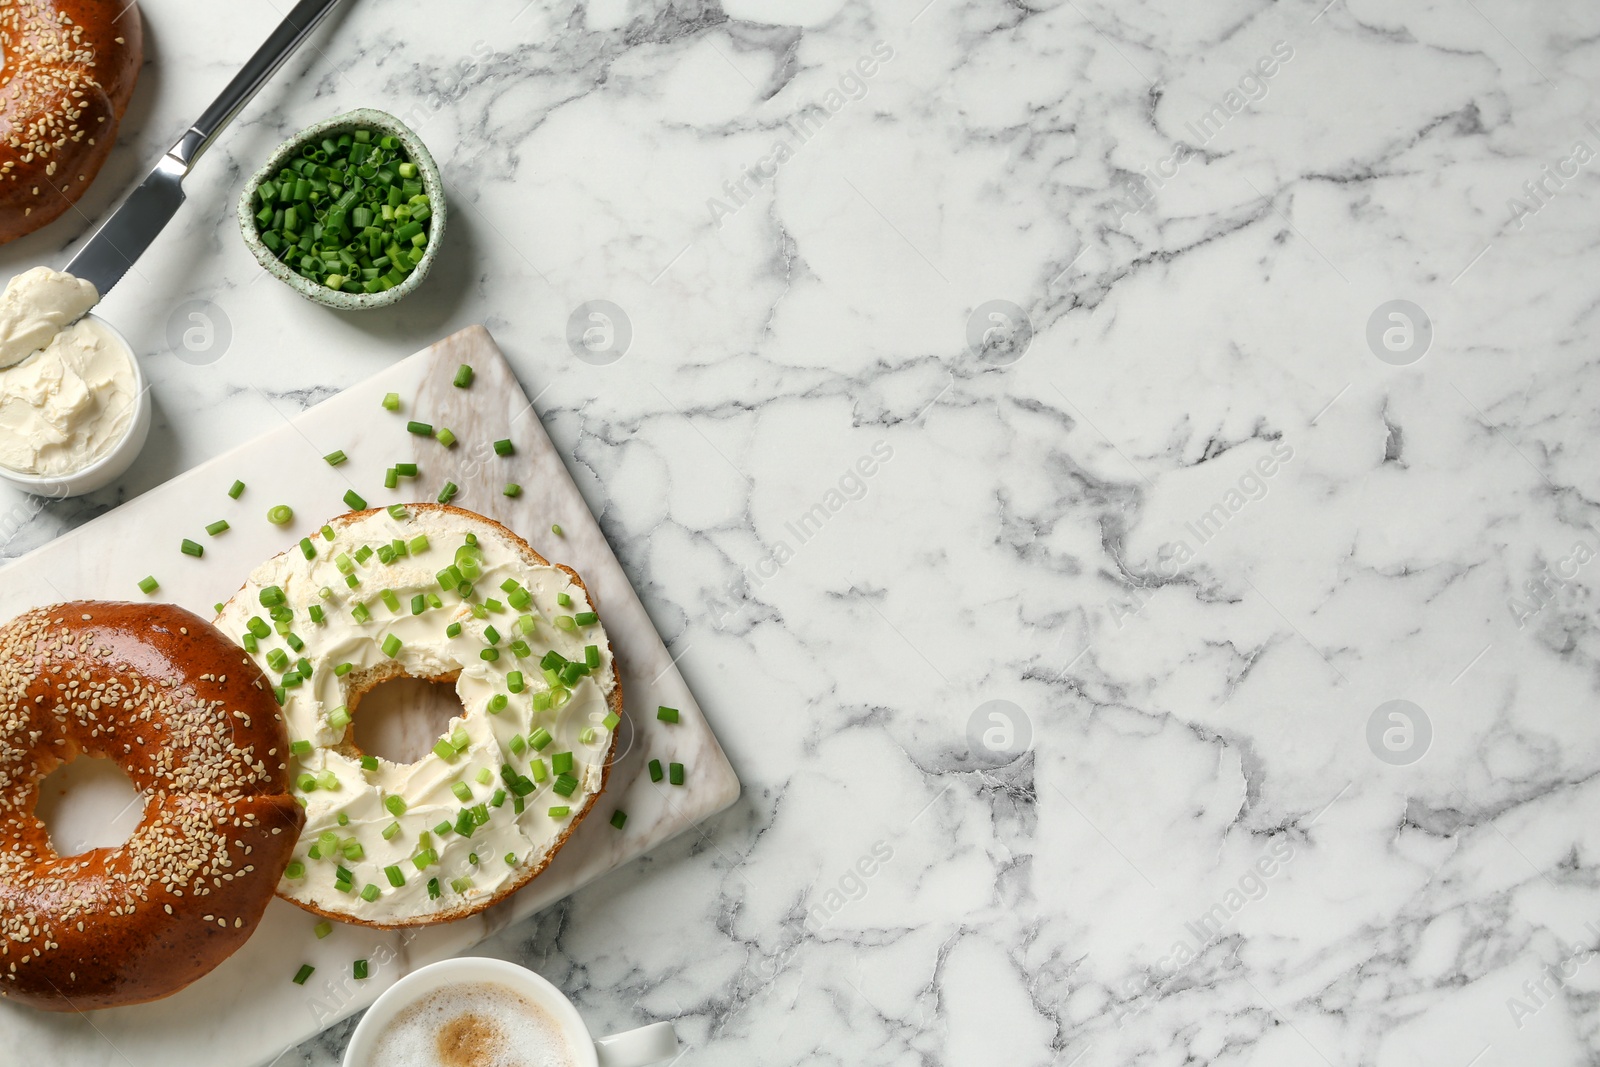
1;0;1597;1064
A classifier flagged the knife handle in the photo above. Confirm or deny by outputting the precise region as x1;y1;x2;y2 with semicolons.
167;0;345;174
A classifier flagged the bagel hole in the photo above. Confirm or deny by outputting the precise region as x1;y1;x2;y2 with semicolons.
36;755;144;856
352;677;463;765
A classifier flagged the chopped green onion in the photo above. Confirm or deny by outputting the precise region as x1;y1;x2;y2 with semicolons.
576;611;598;626
309;604;325;624
324;450;348;467
475;766;493;785
585;645;601;669
552;774;578;797
504;483;522;498
406;421;433;436
181;538;204;558
435;427;457;447
554;615;576;632
433;739;456;760
480;647;499;661
484;625;501;645
507;671;525;693
395;462;418;477
383;392;400;411
445;621;462;639
385;865;406;887
387;504;407;520
380;589;400;613
321;524;337;541
557;592;572;607
610;810;627;829
268;504;294;525
335;662;354;676
359;883;380;903
657;706;679;723
293;964;315;985
453;364;474;388
344;489;367;511
602;712;621;730
206;519;230;536
381;633;402;657
138;575;159;595
669;762;685;785
284;860;306;879
551;524;563;536
427;877;441;899
229;479;246;499
314;920;332;938
487;693;508;714
438;481;458;503
494;439;514;456
492;788;507;808
649;758;663;783
351;602;371;624
361;754;379;771
384;467;398;489
548;805;570;817
409;533;430;553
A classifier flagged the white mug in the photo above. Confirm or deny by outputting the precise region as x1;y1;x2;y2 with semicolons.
342;956;680;1067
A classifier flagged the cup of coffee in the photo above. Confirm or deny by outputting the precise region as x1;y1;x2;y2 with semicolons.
342;957;680;1067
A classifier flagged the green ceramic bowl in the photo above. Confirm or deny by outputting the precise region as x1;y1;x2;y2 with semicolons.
238;109;447;310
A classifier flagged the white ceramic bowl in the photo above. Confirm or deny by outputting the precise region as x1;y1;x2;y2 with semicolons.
0;314;150;499
342;956;679;1067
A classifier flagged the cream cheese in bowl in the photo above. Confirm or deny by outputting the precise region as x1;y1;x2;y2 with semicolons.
0;267;149;496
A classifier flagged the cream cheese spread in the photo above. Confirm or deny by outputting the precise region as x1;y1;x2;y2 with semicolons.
0;314;136;477
0;267;99;370
216;506;618;926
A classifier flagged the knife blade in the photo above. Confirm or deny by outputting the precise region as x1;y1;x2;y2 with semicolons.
65;0;344;299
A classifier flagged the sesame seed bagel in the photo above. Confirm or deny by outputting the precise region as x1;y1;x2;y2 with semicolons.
0;0;142;245
0;602;304;1011
215;504;621;928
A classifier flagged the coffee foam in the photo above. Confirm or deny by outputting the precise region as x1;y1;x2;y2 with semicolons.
369;981;576;1067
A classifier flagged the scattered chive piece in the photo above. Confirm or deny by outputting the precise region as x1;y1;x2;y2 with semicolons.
602;712;621;730
138;575;159;595
296;772;317;792
669;762;685;785
309;604;325;624
268;504;294;525
414;848;438;869
494;439;513;456
658;706;679;723
354;959;370;979
361;754;379;771
475;766;493;785
285;860;306;879
380;589;400;613
406;421;433;436
355;545;374;563
385;795;407;817
551;524;563;536
434;820;453;836
610;810;627;829
528;760;547;783
291;739;312;757
329;705;351;730
504;483;522;498
446;621;462;639
206;519;230;536
427;877;441;899
321;524;337;541
585;645;601;669
532;691;552;712
438;481;458;503
384;467;398;489
436;427;457;448
557;592;572;607
396;462;418;477
510;734;528;756
325;450;348;467
507;671;525;693
480;647;499;661
433;739;455;760
335;662;354;676
453;364;474;388
491;788;507;808
409;534;430;554
410;593;426;615
484;625;501;645
551;751;573;775
548;805;570;817
576;611;598;626
487;693;508;714
293;964;315;985
382;633;402;658
229;479;246;499
385;865;406;888
359;885;380;903
314;921;332;939
351;603;371;624
382;821;401;840
344;489;367;511
649;759;664;783
337;812;349;826
383;392;400;411
388;504;407;520
554;615;576;632
552;774;578;797
181;538;204;558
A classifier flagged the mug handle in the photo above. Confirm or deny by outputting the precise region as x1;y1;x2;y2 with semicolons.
595;1020;679;1067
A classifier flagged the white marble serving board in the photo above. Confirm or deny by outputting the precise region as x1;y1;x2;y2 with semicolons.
0;325;740;1066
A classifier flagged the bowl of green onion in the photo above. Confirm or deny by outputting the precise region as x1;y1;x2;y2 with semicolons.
238;108;447;310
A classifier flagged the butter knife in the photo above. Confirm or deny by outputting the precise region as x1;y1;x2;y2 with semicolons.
65;0;344;298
